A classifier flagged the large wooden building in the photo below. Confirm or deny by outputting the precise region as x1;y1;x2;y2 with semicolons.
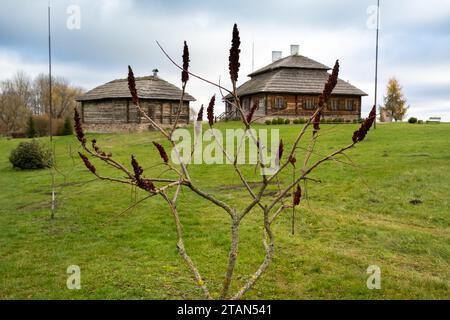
224;46;367;121
76;70;195;133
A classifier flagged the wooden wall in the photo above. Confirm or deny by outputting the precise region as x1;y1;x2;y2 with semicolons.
82;99;190;125
226;93;362;119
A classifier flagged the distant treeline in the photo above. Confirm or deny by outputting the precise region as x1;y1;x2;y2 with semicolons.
0;71;84;135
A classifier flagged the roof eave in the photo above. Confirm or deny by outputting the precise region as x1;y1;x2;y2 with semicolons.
76;96;196;102
226;90;368;99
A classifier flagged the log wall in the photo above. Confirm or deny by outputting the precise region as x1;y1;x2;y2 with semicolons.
226;94;362;121
81;99;190;127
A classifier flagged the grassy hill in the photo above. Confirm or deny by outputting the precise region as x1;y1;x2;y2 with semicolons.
0;122;449;299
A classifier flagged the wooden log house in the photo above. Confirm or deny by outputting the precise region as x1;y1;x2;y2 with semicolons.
76;70;195;133
224;45;367;122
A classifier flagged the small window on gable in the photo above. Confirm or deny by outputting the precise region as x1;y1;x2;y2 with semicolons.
274;97;285;109
346;99;355;111
304;98;315;110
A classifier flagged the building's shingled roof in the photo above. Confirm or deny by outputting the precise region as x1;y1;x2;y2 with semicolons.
248;54;330;77
226;54;367;99
231;68;367;97
76;76;195;102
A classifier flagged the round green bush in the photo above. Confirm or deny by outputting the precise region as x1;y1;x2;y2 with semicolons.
265;120;272;125
271;118;278;125
408;117;418;124
284;119;291;125
9;140;53;170
277;118;284;125
298;118;306;124
293;119;299;124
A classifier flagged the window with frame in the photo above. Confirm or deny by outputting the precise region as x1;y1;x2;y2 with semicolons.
274;97;285;109
345;99;355;111
258;98;265;109
242;98;250;111
304;98;315;110
171;104;180;114
329;99;338;111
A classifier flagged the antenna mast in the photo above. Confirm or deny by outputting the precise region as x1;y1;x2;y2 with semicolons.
374;0;380;129
48;1;56;219
48;1;53;139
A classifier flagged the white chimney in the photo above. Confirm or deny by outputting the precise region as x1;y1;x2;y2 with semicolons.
272;51;282;62
290;44;299;55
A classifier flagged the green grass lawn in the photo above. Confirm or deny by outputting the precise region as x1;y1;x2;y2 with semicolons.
0;122;449;300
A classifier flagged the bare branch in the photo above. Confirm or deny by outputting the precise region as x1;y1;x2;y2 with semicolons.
161;192;212;300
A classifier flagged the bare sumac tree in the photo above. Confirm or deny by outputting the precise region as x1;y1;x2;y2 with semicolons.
74;24;376;300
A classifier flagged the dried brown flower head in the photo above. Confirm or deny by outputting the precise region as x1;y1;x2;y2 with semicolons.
140;179;156;192
207;95;216;126
152;141;169;164
289;155;297;167
321;60;340;104
131;155;155;192
91;139;110;158
352;105;376;143
197;105;204;122
229;23;241;83
293;184;302;206
314;60;340;132
74;108;86;145
246;103;258;124
128;65;139;106
182;41;190;84
78;152;96;174
131;155;144;177
278;139;284;160
313;111;322;132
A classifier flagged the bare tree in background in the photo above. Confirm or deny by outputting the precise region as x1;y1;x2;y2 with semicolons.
33;74;83;118
0;71;83;134
0;71;33;132
74;24;376;300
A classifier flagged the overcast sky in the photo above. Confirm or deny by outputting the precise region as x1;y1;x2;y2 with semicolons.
1;0;449;120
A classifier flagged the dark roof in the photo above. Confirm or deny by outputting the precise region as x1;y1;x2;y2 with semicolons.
248;54;330;77
76;76;195;102
227;56;367;98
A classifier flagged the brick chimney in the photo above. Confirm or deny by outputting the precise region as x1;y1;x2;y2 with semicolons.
290;44;299;55
272;51;282;62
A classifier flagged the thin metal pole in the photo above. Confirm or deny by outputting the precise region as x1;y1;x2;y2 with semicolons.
48;1;56;219
374;0;380;129
48;3;53;139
